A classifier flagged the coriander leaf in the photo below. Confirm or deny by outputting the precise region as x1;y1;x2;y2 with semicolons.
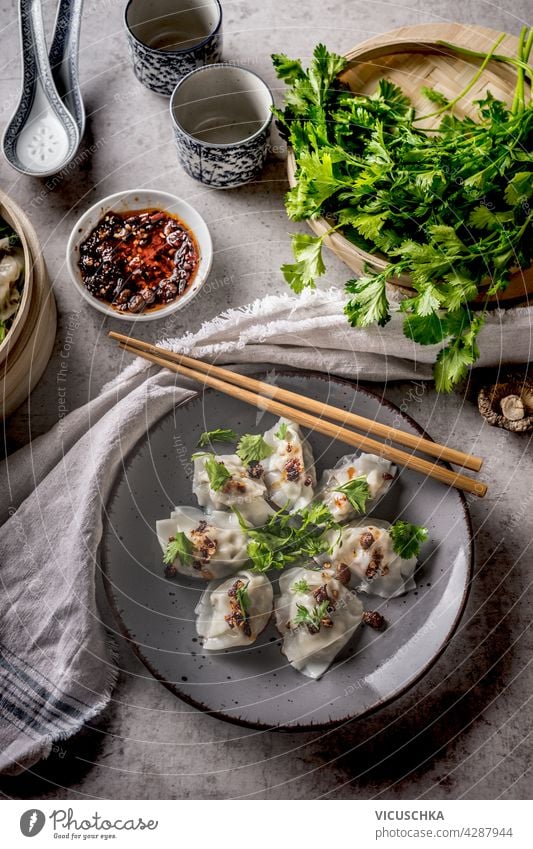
334;102;375;133
246;538;275;573
272;53;305;84
433;314;485;393
245;503;338;573
275;422;289;440
440;307;472;338
345;273;391;327
294;603;314;627
197;428;237;448
200;454;232;491
234;581;251;618
434;342;474;393
288;150;341;216
475;91;509;122
163;531;194;566
366;122;393;165
389;242;458;285
413;169;445;190
403;312;449;346
375;78;411;111
300;502;336;528
504;171;533;206
342;210;390;242
390;521;428;559
294;599;331;630
333;475;371;513
400;280;444;316
468;205;497;230
427;224;466;253
440;272;479;311
372;227;403;253
236;434;274;465
421;86;449;107
292;578;311;593
403;306;474;346
308;43;347;106
468;205;514;231
281;233;325;293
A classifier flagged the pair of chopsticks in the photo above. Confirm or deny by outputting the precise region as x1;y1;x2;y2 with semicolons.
109;331;487;498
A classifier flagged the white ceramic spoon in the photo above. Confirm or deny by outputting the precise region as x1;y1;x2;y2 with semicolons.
49;0;85;139
2;0;80;177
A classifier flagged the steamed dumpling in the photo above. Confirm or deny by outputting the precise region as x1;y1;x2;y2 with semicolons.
193;453;273;526
318;520;417;598
262;418;316;511
156;506;249;580
196;570;273;649
274;566;363;679
0;249;23;322
317;453;396;522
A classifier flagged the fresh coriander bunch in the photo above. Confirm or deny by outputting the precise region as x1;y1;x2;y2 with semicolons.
235;502;340;573
272;33;533;391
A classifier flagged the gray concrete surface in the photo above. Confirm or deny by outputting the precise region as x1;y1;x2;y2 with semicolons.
1;0;532;799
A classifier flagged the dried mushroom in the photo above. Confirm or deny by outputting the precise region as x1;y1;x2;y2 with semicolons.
478;375;533;433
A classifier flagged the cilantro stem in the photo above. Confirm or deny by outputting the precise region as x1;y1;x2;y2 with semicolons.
435;39;533;84
523;29;533;106
416;34;506;122
512;27;527;115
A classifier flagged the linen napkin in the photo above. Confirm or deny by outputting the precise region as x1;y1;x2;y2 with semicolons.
1;286;531;775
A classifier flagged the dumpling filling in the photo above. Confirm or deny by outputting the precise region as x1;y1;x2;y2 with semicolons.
0;223;24;341
196;570;274;650
156;506;248;580
317;453;396;522
318;520;418;598
193;453;273;526
275;567;363;679
262;418;316;512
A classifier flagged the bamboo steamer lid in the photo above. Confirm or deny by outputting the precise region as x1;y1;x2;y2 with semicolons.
0;189;57;418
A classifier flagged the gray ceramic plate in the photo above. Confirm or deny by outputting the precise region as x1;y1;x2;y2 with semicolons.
101;372;473;729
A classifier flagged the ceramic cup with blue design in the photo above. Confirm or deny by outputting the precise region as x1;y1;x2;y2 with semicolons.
124;0;222;96
169;64;273;188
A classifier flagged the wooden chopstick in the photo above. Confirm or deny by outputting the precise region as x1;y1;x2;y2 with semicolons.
109;331;483;472
114;337;488;498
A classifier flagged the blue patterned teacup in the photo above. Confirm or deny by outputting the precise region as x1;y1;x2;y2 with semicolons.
124;0;222;96
169;63;273;188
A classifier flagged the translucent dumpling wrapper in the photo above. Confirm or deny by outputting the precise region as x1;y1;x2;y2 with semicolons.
0;248;23;322
274;566;363;679
156;506;249;580
318;520;417;598
196;570;274;650
262;418;316;512
193;453;273;526
317;453;396;522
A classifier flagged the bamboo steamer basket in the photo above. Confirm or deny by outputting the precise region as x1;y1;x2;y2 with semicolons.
0;189;57;418
286;23;533;303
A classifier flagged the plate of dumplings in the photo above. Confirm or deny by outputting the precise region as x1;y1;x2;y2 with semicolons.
102;372;473;729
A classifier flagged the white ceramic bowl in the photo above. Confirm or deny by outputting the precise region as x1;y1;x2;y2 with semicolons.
66;189;213;322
